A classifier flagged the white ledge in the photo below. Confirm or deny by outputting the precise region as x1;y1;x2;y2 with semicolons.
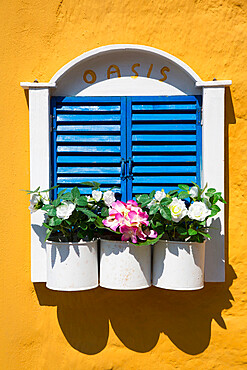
196;80;232;87
20;82;56;89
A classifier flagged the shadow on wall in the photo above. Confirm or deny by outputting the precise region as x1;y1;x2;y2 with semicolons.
34;263;236;355
33;86;237;355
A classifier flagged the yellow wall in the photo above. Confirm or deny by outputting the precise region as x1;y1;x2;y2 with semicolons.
1;0;247;368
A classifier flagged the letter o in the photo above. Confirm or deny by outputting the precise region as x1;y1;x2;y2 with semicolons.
83;70;97;84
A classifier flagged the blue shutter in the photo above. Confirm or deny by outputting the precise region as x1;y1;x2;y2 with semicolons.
128;96;202;196
51;96;202;200
51;97;126;199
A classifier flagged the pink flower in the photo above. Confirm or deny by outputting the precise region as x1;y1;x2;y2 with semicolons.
119;225;138;243
102;198;158;243
144;228;158;239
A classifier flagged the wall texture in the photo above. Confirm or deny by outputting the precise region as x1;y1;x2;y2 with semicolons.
1;0;247;368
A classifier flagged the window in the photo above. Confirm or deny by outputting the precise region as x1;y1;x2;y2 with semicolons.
51;95;202;200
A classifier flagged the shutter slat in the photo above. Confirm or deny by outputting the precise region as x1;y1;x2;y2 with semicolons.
132;124;196;131
57;156;120;164
133;176;196;184
57;125;120;132
132;113;196;121
132;145;196;152
57;177;121;184
57;105;120;112
57;135;120;142
57;114;120;122
58;167;121;174
57;146;120;153
133;155;196;163
133;104;196;111
132;134;196;142
133;166;196;173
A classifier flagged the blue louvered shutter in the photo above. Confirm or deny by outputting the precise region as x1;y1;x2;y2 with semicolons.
51;95;202;200
127;96;202;198
51;97;127;199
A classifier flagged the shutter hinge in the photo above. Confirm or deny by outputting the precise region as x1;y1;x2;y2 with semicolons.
50;114;56;132
198;107;203;126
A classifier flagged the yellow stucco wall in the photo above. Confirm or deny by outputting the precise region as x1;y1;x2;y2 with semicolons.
1;0;247;368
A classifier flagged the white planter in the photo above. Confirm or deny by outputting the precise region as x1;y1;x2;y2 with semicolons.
152;240;205;290
100;239;151;290
46;240;98;291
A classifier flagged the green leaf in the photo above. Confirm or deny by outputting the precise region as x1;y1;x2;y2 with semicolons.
177;226;187;235
211;192;222;204
178;191;189;199
198;230;211;239
207;188;216;194
47;207;56;217
80;223;88;230
135;195;141;202
141;198;152;207
211;204;221;213
44;229;52;241
134;232;164;247
101;207;109;217
149;190;155;198
178;184;189;191
168;190;178;196
91;181;101;190
160;206;172;221
57;189;66;198
139;194;149;202
94;217;105;229
149;204;160;215
78;229;87;240
188;228;198;236
43;222;52;229
52;198;60;207
79;208;97;219
72;187;80;200
160;197;172;206
61;192;72;200
219;196;227;204
76;196;88;206
42;204;52;211
41;185;59;192
49;217;62;226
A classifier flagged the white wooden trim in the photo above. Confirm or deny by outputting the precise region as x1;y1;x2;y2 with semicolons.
29;88;50;282
202;87;225;282
196;80;232;87
21;82;56;89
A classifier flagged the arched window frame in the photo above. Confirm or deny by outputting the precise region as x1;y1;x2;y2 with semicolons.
21;45;231;283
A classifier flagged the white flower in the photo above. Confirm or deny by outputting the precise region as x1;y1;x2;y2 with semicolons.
188;201;211;221
103;190;116;207
189;186;199;198
168;197;188;222
28;194;41;214
56;201;75;220
147;199;156;209
92;190;102;202
155;190;166;202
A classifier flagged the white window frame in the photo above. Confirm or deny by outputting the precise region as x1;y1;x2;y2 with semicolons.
21;44;231;283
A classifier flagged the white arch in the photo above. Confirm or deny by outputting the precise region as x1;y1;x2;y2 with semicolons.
49;44;202;84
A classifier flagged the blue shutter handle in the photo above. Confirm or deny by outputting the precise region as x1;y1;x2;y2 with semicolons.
121;158;125;179
128;158;133;178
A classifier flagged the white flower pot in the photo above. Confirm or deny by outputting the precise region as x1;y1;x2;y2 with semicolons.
152;240;205;290
100;239;151;290
46;240;98;291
